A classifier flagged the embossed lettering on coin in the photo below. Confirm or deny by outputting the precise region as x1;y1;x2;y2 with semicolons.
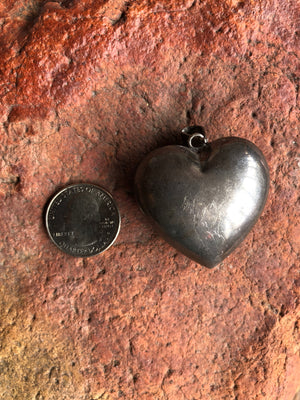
45;184;120;257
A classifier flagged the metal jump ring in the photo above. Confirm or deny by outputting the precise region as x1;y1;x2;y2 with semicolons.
181;126;208;149
188;133;208;149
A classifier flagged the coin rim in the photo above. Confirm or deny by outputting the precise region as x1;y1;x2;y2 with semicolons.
45;183;121;257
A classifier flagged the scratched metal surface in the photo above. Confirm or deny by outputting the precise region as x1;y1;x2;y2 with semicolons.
135;136;269;267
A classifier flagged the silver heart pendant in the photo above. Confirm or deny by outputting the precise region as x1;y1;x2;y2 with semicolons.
135;126;269;268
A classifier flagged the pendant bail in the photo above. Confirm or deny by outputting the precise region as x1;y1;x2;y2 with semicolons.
181;126;208;149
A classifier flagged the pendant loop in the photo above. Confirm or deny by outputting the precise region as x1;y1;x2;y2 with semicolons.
188;133;208;149
181;126;208;149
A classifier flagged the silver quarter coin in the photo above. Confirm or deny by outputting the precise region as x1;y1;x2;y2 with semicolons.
45;184;120;257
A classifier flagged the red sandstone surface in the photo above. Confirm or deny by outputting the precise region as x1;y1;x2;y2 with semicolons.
0;1;299;399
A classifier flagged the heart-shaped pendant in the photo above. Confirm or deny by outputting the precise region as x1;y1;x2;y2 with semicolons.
135;126;269;268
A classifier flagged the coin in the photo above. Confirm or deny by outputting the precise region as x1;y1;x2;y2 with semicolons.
45;184;120;257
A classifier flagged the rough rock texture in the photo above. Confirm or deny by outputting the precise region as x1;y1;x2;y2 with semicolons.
0;0;299;399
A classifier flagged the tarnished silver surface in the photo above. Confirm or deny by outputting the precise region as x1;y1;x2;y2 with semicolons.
135;128;269;268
